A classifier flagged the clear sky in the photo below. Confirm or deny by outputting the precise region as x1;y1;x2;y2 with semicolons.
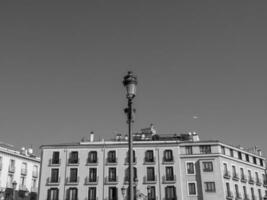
0;1;266;155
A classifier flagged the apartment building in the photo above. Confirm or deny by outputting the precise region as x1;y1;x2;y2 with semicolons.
0;142;40;200
39;128;267;200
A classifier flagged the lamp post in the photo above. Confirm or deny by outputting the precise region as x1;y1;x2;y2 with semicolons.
12;181;17;200
123;71;137;200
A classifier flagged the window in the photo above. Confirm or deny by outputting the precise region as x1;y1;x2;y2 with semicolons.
20;176;26;186
238;152;242;160
188;182;197;195
7;174;14;186
251;188;255;200
223;163;229;176
52;152;60;164
204;182;216;192
248;170;252;180
32;178;37;189
246;154;250;162
88;151;97;163
108;168;117;182
232;166;237;177
108;187;117;200
203;162;213;172
186;162;195;174
21;162;27;175
125;167;137;181
33;165;38;177
255;172;259;182
234;184;239;196
226;183;231;197
88;187;96;200
164;150;173;162
147;167;155;181
51;169;59;183
230;149;234;157
89;168;97;182
47;188;59;200
185;146;193;155
200;145;211;154
69;151;79;164
240;168;245;179
166;167;174;181
221;146;225;155
70;168;78;182
127;150;136;163
253;157;257;165
258;189;262;200
260;159;264;167
147;186;156;200
243;186;247;199
145;150;154;162
9;159;15;172
67;188;78;200
165;186;176;200
107;151;116;163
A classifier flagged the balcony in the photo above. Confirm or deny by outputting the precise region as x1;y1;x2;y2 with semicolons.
106;158;118;165
86;158;98;166
31;187;38;193
104;176;119;185
21;168;27;175
124;176;138;184
125;157;137;165
241;175;247;183
84;176;99;185
8;165;15;173
256;179;262;186
143;176;157;184
68;158;79;165
251;195;256;200
46;177;60;185
224;170;231;179
162;175;176;184
235;193;242;200
144;157;156;165
263;180;267;187
244;197;250;200
32;171;38;178
65;177;80;185
226;191;233;200
232;173;239;181
263;196;267;200
49;158;61;166
19;184;28;191
249;177;255;185
162;158;174;165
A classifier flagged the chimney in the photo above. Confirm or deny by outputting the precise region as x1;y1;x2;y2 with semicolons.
90;131;94;142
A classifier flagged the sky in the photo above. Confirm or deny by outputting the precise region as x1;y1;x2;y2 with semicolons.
0;1;267;155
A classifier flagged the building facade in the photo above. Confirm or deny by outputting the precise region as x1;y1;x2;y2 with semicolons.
39;130;267;200
0;142;40;200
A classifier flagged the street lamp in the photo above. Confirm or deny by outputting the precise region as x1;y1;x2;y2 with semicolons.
12;181;17;200
123;71;137;200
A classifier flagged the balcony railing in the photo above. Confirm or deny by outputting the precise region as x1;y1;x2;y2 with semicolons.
21;168;28;175
104;176;118;184
224;170;231;179
144;157;156;165
232;173;239;181
46;177;60;185
31;187;38;193
162;158;174;164
226;191;233;200
32;171;38;178
86;158;98;165
124;176;138;184
49;158;61;166
263;195;267;200
241;175;247;183
263;180;267;187
68;158;80;165
84;176;99;185
249;177;255;185
162;175;176;183
8;166;15;173
143;176;157;184
19;184;28;191
106;158;118;165
65;177;80;185
251;195;256;200
125;157;137;165
256;179;262;186
235;193;242;200
244;197;250;200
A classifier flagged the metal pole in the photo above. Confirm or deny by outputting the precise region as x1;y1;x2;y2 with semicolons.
128;98;133;200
